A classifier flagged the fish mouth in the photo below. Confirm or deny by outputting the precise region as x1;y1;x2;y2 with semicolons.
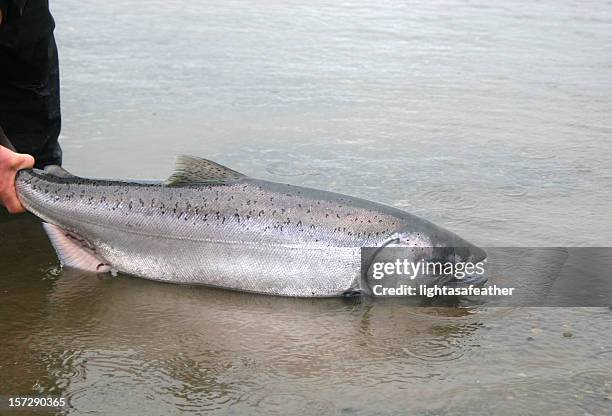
449;243;487;264
443;273;488;288
442;257;489;288
470;245;488;264
425;244;488;287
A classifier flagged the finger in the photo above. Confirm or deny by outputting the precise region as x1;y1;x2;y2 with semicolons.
11;153;35;170
19;154;35;169
1;192;26;214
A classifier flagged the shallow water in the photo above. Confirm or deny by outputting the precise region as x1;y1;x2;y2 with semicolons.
1;0;612;414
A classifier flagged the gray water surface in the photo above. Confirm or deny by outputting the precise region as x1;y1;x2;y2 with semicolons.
1;0;612;414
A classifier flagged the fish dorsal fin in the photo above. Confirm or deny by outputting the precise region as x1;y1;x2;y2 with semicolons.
165;155;246;186
44;165;75;178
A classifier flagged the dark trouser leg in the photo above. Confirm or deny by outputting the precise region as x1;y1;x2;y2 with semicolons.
0;9;62;168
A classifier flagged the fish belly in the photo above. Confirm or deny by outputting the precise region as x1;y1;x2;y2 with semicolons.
91;226;362;297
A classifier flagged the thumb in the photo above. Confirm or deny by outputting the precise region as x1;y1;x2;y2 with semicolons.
13;153;35;171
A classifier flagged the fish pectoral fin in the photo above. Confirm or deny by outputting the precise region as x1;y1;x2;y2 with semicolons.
165;155;246;186
42;223;111;273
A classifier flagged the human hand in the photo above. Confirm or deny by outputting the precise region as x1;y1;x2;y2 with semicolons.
0;146;35;213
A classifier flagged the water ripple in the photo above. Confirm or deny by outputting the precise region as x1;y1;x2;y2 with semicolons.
568;369;612;397
401;336;466;363
265;161;319;177
497;184;529;197
419;188;478;211
518;147;557;160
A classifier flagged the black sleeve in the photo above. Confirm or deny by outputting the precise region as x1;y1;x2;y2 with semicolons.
0;126;16;151
0;1;28;23
0;0;9;22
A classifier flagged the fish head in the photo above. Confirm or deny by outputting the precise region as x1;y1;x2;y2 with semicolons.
393;222;487;264
364;220;488;294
